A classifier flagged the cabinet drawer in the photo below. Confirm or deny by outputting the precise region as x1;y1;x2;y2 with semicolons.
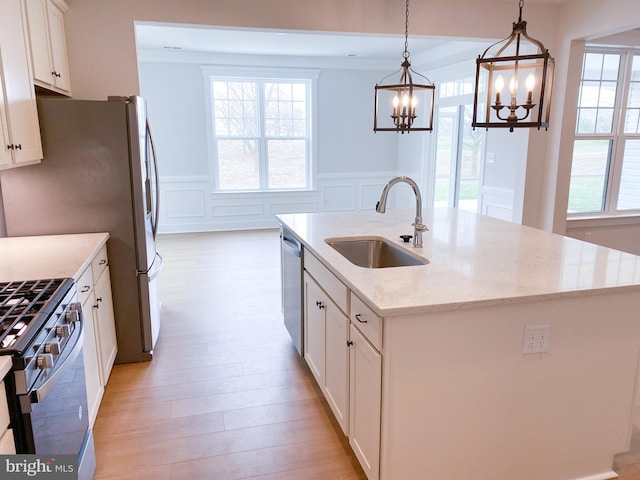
304;251;348;314
91;244;109;280
350;292;382;351
77;266;93;306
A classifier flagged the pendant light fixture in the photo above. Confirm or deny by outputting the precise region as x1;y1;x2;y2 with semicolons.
374;0;435;133
472;0;555;132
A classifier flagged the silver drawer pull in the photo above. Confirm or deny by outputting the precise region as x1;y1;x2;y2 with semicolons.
355;314;367;323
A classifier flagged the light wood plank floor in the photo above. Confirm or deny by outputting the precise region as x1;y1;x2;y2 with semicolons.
92;229;365;480
92;229;640;480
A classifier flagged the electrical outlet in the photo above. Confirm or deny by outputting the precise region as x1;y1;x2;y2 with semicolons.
523;325;551;354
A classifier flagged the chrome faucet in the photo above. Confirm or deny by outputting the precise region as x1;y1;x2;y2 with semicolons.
376;176;428;248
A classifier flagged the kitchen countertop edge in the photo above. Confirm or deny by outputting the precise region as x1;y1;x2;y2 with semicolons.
278;210;640;317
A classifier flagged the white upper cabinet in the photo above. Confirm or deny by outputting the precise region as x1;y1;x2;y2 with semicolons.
0;0;43;170
23;0;71;95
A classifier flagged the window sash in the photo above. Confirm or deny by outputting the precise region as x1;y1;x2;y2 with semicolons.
569;47;640;217
208;75;313;192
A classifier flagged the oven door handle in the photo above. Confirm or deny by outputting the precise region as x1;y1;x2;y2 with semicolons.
30;320;84;405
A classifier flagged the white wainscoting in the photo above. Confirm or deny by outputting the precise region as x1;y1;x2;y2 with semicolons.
157;173;396;233
479;186;515;222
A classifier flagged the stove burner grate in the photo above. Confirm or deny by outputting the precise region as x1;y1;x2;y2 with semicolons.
0;279;73;352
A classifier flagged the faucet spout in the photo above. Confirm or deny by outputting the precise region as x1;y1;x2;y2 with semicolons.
376;176;428;248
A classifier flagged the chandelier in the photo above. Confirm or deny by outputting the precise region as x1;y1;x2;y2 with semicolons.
373;0;435;133
472;0;555;131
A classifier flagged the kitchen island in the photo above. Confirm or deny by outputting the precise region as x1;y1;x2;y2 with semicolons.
277;208;640;480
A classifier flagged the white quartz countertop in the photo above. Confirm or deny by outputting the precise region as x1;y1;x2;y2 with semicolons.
278;209;640;316
0;232;109;282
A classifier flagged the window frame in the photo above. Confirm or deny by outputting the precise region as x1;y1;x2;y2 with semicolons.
568;46;640;218
202;66;319;193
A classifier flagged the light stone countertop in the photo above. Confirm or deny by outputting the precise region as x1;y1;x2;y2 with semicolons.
0;232;109;283
278;208;640;316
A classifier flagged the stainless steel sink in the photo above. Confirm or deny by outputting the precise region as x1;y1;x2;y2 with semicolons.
325;237;429;268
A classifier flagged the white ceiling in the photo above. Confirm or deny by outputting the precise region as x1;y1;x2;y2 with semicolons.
134;0;573;64
134;24;486;63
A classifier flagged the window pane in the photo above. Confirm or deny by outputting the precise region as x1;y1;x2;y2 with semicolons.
212;81;258;137
458;105;482;213
617;139;640;210
576;54;620;135
625;57;640;134
568;140;611;213
264;81;306;138
216;139;259;190
268;140;306;189
434;106;456;206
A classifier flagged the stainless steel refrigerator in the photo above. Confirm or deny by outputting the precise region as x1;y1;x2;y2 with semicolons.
0;96;162;364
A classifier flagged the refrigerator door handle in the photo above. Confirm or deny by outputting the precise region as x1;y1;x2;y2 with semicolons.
137;251;163;278
146;120;160;240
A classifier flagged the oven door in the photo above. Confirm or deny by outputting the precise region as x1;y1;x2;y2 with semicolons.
17;314;96;480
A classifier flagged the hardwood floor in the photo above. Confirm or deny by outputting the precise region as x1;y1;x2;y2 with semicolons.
92;229;365;479
92;229;639;480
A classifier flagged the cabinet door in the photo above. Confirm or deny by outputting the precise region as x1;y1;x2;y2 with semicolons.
46;0;70;93
24;0;52;85
349;325;382;480
304;273;325;386
324;301;349;435
82;293;103;427
94;268;117;384
0;0;43;167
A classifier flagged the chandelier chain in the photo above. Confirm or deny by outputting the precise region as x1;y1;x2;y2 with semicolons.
518;0;524;22
403;0;410;60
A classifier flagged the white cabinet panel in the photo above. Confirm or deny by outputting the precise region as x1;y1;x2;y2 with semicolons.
0;0;42;169
349;324;381;480
23;0;71;95
304;272;325;386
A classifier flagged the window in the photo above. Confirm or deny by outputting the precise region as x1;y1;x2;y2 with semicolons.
204;67;317;192
568;48;640;215
433;77;484;212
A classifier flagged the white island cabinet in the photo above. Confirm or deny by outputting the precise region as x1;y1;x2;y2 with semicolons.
278;208;640;480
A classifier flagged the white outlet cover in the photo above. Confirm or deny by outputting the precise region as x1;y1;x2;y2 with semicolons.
523;324;551;354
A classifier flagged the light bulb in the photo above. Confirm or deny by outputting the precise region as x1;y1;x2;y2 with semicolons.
495;75;505;92
509;76;518;93
526;73;535;92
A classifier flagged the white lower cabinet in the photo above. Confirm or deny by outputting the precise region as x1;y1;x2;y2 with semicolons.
349;324;382;480
303;273;325;386
81;289;103;427
304;270;350;435
303;252;381;478
93;267;117;382
78;244;117;427
324;297;349;434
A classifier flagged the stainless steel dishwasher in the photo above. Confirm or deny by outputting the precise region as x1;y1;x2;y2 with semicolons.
280;225;303;356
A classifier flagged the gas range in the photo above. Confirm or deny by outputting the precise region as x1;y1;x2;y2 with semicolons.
0;277;95;479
